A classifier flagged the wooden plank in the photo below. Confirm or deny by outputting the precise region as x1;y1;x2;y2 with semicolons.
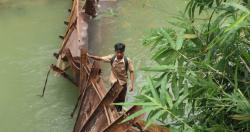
58;25;75;55
103;106;142;132
67;0;77;28
59;0;77;42
65;49;80;84
79;83;124;132
80;48;88;92
51;64;78;87
73;84;102;132
74;57;105;132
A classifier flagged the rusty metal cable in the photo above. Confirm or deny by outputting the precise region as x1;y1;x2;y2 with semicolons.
40;64;52;97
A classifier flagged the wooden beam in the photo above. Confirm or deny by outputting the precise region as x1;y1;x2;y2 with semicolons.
79;83;124;131
103;106;142;132
51;64;78;87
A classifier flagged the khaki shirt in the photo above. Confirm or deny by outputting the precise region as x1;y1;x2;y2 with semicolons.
101;54;134;85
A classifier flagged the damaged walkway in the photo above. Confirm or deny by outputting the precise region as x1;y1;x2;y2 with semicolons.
49;0;170;131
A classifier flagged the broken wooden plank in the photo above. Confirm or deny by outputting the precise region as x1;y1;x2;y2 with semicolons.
103;106;142;132
51;64;78;87
79;82;124;132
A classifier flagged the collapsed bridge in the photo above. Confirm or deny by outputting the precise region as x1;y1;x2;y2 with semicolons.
46;0;170;131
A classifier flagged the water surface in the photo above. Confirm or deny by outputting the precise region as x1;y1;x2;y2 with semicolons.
0;1;77;132
0;0;184;131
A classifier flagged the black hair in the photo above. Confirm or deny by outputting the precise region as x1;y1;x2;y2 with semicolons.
114;43;125;52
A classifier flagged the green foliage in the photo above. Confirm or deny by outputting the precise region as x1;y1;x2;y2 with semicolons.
121;0;250;131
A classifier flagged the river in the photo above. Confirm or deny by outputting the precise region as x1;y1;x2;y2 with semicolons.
0;0;183;131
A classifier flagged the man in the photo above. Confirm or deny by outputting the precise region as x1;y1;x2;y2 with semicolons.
87;43;135;112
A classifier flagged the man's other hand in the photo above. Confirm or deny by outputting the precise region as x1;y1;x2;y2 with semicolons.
129;85;134;92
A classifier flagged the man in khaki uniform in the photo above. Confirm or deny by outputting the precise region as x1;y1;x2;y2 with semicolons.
87;43;135;111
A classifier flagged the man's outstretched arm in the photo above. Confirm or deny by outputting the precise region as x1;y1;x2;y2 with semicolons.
87;53;112;62
87;53;103;61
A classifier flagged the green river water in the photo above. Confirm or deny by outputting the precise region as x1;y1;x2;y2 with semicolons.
0;0;183;131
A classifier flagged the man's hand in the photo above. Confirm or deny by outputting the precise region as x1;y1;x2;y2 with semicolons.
87;53;97;60
129;84;134;92
129;71;135;92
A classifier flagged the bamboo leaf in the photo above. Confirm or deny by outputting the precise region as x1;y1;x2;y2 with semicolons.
225;13;250;32
216;0;220;6
148;77;161;102
171;74;179;100
142;65;175;72
234;63;238;89
161;28;175;49
113;102;157;106
160;74;168;105
122;107;157;123
165;90;173;109
184;34;197;39
199;5;204;14
152;48;168;60
231;114;250;121
224;2;250;13
174;92;189;107
175;29;185;50
145;110;165;129
143;94;161;105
